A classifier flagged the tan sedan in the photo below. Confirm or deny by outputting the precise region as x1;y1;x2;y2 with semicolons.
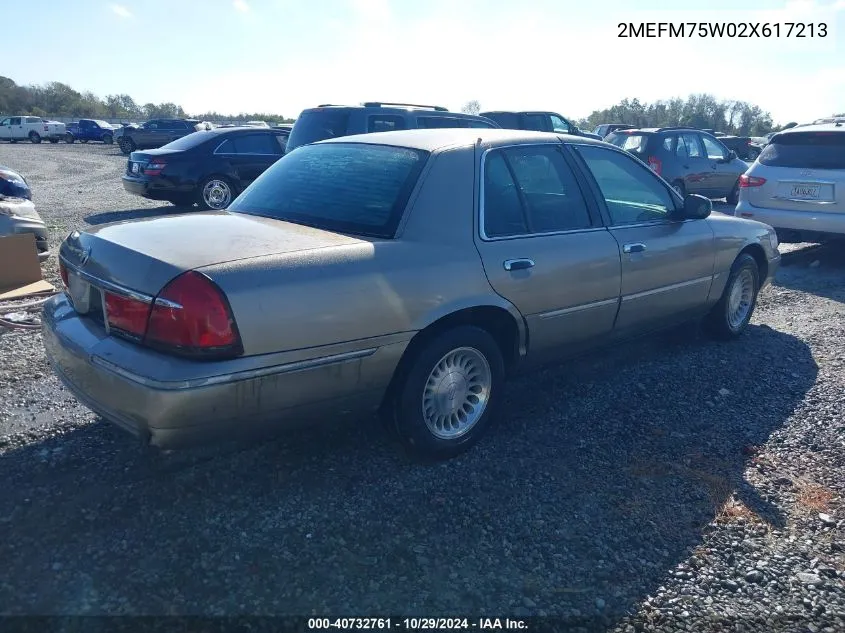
43;128;781;459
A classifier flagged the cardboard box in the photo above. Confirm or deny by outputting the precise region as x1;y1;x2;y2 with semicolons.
0;233;55;300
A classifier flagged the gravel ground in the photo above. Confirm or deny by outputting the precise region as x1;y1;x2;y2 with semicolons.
0;143;843;631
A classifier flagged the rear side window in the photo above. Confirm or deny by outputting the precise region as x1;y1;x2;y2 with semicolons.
521;114;549;132
229;143;428;238
233;133;279;154
483;113;520;129
417;116;469;129
759;132;845;170
483;145;592;237
606;133;648;155
286;110;352;152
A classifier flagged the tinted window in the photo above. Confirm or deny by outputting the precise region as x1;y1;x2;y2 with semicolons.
233;133;279;154
229;143;427;238
679;133;703;158
549;115;571;134
286;109;352;152
759;132;845;170
701;135;727;160
521;114;548;132
606;132;648;155
417;117;470;129
468;118;497;129
483;145;591;237
368;115;406;133
164;121;189;131
594;126;607;136
482;113;520;129
160;131;211;151
10;118;21;125
26;117;41;124
575;145;674;225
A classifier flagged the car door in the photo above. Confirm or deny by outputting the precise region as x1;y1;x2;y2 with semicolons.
8;117;24;140
701;133;739;197
216;132;282;189
676;132;712;195
143;120;168;147
473;143;622;364
0;118;11;141
570;143;715;334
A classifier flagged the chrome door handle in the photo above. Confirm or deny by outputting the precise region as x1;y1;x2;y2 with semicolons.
623;243;647;254
503;258;535;271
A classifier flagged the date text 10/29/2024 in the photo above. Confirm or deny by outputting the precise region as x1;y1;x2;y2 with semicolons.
308;618;527;630
618;22;828;38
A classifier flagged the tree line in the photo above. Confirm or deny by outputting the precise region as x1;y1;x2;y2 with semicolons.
0;76;294;123
464;94;804;137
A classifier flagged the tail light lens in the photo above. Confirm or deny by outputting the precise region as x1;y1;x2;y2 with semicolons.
145;271;242;358
59;260;69;288
143;160;167;176
104;292;151;339
739;174;767;188
647;156;662;176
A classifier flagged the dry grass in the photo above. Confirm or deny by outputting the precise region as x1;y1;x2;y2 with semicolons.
715;497;769;526
796;483;835;513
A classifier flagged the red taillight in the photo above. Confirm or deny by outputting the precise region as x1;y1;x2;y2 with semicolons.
59;260;69;288
739;174;767;188
647;156;662;176
143;160;167;176
104;292;151;338
145;271;241;356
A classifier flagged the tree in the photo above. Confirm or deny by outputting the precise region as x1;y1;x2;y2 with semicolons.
461;100;481;115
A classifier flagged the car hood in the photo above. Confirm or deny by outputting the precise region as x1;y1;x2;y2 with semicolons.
59;211;365;295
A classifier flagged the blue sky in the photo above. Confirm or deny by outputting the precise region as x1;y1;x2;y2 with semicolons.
3;0;843;123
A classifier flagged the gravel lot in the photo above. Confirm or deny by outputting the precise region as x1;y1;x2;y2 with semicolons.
1;143;843;632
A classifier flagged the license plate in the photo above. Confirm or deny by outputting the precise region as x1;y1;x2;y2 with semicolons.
790;184;820;199
66;270;91;314
131;162;140;174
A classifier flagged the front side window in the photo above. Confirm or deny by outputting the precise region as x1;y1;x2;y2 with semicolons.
483;145;592;237
368;115;406;133
701;135;727;160
680;133;704;158
233;133;278;154
550;115;572;134
521;114;548;132
229;143;428;238
10;118;21;125
575;145;675;225
1;118;10;126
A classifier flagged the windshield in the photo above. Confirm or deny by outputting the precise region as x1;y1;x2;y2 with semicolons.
286;109;352;152
94;120;112;128
759;132;845;170
229;143;428;238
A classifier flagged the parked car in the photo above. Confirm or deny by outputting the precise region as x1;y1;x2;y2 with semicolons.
0;116;66;143
285;102;499;153
116;119;206;155
716;135;763;161
65;119;116;144
45;128;779;458
605;127;749;203
121;126;289;209
735;123;845;243
593;123;635;138
481;111;602;140
0;165;49;260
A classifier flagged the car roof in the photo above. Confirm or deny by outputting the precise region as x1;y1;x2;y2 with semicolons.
775;122;845;135
317;128;608;152
300;105;489;121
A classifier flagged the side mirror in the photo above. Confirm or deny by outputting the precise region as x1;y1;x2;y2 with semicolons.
680;193;712;220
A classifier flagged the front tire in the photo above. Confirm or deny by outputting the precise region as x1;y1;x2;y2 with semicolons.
705;253;760;340
197;176;235;210
119;138;135;155
102;133;113;144
65;134;75;144
389;326;505;460
28;132;41;144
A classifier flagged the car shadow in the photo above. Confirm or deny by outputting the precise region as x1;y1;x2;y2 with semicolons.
0;324;816;627
774;241;845;304
84;205;192;225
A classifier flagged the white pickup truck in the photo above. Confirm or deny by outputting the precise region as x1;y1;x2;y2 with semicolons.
0;116;67;144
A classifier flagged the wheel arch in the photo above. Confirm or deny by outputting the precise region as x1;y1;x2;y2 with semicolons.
738;242;768;283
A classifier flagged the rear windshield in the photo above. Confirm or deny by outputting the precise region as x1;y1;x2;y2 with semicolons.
228;143;428;238
286;109;352;152
159;131;211;151
482;113;520;129
605;132;649;154
759;132;845;169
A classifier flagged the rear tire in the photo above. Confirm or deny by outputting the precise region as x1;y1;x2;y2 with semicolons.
389;326;505;460
726;180;740;205
65;134;75;144
704;253;759;340
119;138;135;155
197;176;235;210
28;132;41;144
102;133;113;145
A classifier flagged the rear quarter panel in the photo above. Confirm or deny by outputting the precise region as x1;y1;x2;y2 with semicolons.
201;145;509;357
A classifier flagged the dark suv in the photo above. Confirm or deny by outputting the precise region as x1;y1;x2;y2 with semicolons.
480;111;602;140
286;102;499;153
605;127;749;204
117;119;205;155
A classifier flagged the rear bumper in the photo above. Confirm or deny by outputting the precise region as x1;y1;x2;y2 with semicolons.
122;175;193;201
42;294;407;449
736;202;845;241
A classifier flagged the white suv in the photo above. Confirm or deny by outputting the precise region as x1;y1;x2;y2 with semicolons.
735;123;845;242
